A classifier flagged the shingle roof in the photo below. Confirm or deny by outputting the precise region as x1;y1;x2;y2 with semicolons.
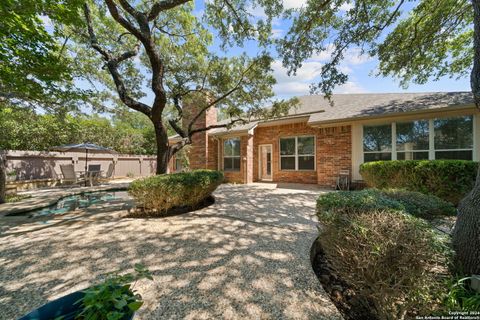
306;92;474;124
168;92;474;139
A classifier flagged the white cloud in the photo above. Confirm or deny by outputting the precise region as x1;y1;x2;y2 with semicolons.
339;2;354;11
272;59;323;96
283;0;307;10
334;81;367;94
310;44;372;66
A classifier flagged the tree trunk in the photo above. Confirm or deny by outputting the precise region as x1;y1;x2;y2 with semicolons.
452;0;480;275
0;150;6;204
154;122;170;174
452;167;480;275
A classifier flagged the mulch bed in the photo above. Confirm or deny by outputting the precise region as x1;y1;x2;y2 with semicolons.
127;195;215;218
312;244;378;320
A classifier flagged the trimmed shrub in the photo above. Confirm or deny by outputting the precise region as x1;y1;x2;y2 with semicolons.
381;189;456;219
128;170;223;214
317;189;455;220
316;194;452;319
359;160;478;205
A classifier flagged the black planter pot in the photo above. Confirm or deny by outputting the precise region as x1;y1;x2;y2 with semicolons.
18;289;135;320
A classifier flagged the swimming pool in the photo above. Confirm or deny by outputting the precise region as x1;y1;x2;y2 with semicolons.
7;190;132;218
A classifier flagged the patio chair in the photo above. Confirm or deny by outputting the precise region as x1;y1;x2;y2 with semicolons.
336;169;350;191
99;163;115;182
60;164;86;186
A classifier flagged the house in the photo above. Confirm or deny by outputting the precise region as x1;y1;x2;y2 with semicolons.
169;92;479;187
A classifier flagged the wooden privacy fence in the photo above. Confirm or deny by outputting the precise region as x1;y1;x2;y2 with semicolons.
5;150;157;182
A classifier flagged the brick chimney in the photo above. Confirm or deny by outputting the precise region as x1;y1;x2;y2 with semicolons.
182;93;217;170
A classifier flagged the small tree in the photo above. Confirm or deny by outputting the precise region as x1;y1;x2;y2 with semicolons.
280;0;479;274
75;0;295;174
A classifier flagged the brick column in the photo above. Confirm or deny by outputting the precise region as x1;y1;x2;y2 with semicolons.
182;94;217;170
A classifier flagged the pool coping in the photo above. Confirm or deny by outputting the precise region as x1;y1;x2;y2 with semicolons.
0;183;131;217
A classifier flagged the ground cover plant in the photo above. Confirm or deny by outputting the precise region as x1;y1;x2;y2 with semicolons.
128;170;223;215
316;189;454;319
359;160;478;205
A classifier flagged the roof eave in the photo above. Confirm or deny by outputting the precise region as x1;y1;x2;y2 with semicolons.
308;103;478;127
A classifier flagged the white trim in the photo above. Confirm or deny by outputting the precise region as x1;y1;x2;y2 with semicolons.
391;122;397;160
222;137;241;172
428;119;435;160
361;115;475;162
278;135;316;171
258;144;273;181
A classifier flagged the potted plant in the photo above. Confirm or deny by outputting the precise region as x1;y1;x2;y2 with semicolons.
18;264;153;320
6;170;17;182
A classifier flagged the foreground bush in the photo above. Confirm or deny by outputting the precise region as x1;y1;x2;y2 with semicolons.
316;194;452;319
359;160;478;205
128;170;223;214
317;189;455;220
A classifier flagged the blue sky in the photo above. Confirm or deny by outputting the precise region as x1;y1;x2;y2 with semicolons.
193;0;470;101
41;0;470;109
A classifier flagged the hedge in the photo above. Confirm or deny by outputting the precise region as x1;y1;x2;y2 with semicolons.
316;188;456;220
359;160;478;205
316;190;453;318
128;170;224;214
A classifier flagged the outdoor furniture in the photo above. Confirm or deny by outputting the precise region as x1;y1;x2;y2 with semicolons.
336;169;350;190
101;163;115;180
85;164;102;185
51;143;117;187
60;164;87;186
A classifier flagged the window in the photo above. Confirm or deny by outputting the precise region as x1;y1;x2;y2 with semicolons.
362;115;475;162
280;136;315;170
434;116;473;160
223;138;241;171
363;124;392;162
396;120;429;160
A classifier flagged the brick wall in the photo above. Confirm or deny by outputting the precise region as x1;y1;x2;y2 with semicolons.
316;125;352;187
253;122;318;184
252;122;352;187
222;135;248;183
182;97;217;170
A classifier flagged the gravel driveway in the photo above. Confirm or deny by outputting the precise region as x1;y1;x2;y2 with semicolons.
0;183;341;319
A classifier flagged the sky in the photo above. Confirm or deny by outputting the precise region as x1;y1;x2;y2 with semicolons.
192;0;470;101
42;0;470;109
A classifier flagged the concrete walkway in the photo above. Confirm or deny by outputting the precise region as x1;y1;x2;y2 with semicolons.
0;184;341;320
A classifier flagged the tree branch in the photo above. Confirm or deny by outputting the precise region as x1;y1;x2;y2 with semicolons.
83;3;151;117
148;0;191;21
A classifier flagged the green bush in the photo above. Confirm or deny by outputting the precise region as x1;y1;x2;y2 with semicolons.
381;189;456;219
445;277;480;311
317;189;455;220
128;170;223;214
359;160;478;205
316;193;452;319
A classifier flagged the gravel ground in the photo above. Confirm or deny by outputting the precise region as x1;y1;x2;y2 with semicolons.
0;183;342;320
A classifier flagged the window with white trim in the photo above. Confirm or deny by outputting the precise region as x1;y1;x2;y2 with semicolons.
280;136;315;170
363;115;474;162
363;124;392;162
223;138;241;171
434;116;473;160
396;120;429;160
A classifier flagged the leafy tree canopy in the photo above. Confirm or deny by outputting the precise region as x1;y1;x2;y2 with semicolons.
0;0;88;111
280;0;473;99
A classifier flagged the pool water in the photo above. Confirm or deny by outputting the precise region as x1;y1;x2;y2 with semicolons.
10;190;132;218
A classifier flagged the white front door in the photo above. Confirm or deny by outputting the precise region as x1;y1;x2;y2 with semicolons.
259;145;272;181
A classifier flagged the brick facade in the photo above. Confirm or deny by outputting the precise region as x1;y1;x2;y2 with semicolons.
181;98;217;170
170;103;352;188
